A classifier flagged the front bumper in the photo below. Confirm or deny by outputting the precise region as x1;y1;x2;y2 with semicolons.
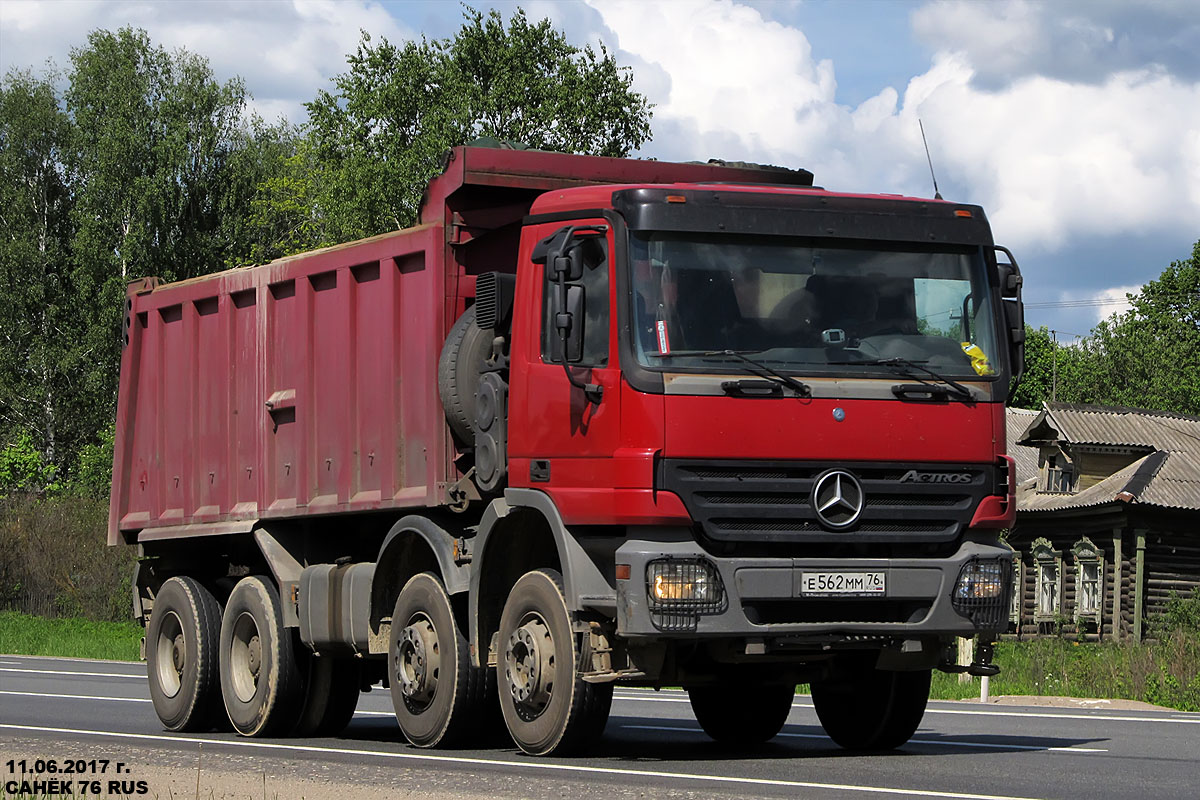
615;537;1011;640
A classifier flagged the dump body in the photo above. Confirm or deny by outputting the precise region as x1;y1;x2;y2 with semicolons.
110;225;445;543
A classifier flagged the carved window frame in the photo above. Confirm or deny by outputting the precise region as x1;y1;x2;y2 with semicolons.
1072;537;1104;625
1009;554;1023;628
1032;537;1062;622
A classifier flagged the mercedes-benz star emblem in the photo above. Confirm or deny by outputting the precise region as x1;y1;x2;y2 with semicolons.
811;469;865;530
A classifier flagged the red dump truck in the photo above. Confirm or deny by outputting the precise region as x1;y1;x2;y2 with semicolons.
111;145;1024;755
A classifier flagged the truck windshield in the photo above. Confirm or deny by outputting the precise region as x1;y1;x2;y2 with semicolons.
628;232;1002;380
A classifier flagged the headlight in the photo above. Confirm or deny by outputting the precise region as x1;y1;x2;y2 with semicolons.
951;559;1011;629
955;560;1006;599
645;559;727;631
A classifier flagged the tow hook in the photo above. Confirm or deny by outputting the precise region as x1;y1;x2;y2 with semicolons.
938;638;1001;677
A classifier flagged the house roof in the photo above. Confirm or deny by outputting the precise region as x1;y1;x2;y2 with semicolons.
1019;402;1200;452
1012;402;1200;513
1005;407;1040;486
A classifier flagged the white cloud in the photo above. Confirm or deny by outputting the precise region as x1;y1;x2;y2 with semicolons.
911;0;1200;87
1053;285;1141;326
588;0;836;163
586;0;1200;260
0;0;413;124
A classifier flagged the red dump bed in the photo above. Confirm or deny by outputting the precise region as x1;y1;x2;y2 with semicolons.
109;224;449;545
109;147;814;544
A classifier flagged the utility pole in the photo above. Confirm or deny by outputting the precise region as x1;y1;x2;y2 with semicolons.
1050;329;1058;402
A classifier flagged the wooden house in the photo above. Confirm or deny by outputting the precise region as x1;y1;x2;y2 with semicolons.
1005;403;1200;640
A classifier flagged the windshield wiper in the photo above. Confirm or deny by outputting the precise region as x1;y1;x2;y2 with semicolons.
829;356;974;402
648;349;811;397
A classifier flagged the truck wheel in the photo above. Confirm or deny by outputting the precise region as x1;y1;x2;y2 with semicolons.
811;664;931;750
497;569;613;756
293;654;361;737
219;576;303;736
389;572;486;747
438;306;493;444
146;576;223;732
687;683;794;744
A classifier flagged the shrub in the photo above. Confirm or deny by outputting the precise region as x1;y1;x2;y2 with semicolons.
1164;589;1200;633
0;493;136;622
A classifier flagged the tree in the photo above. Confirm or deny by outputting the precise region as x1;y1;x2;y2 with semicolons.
1014;241;1200;416
1010;325;1090;410
1076;240;1200;415
447;7;652;157
304;6;653;246
67;27;249;284
0;69;76;466
219;116;312;266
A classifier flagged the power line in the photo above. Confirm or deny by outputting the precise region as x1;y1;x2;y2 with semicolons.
1025;298;1134;309
1026;290;1198;310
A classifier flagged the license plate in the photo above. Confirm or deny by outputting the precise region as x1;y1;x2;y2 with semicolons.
800;571;886;596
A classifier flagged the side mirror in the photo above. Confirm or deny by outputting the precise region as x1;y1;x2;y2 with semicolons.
993;245;1025;400
548;235;604;365
555;285;585;363
533;223;607;402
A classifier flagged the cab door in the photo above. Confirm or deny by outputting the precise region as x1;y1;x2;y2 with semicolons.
508;219;623;520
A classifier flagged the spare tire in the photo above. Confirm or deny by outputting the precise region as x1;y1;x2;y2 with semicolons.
438;306;494;444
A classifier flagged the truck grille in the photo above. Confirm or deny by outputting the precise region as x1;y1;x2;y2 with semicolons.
659;459;996;544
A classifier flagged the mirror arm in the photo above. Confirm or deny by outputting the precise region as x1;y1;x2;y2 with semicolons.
561;364;604;404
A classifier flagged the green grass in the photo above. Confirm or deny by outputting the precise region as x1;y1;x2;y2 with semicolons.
930;634;1200;711
0;610;142;661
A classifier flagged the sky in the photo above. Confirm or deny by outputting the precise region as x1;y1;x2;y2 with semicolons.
2;0;1198;337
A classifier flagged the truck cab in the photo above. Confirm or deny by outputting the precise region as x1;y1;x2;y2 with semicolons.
461;175;1023;751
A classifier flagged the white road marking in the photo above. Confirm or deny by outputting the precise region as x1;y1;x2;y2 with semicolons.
0;654;142;666
613;693;690;703
0;723;1044;800
921;707;1200;725
622;724;1108;753
0;690;148;703
612;692;1200;725
0;689;385;719
0;689;390;721
0;667;142;680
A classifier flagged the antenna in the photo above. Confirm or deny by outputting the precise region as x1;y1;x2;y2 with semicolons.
919;118;942;200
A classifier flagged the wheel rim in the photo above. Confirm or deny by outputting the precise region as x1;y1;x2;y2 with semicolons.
155;610;185;699
229;611;263;704
504;614;554;720
395;614;441;711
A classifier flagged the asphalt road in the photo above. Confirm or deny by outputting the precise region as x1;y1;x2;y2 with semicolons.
2;654;1198;800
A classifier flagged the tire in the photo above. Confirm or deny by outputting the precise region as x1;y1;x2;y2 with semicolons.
497;569;613;756
389;572;490;747
292;653;361;737
219;576;304;737
145;576;223;732
687;682;794;745
438;306;494;444
811;661;931;750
